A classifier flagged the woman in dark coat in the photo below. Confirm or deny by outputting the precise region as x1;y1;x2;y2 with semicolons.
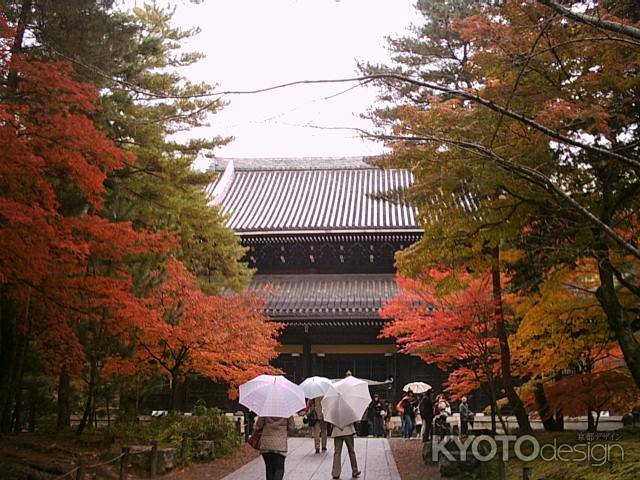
367;394;386;437
419;390;435;442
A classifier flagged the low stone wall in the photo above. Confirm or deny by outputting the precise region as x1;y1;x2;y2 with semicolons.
445;414;623;433
128;445;176;474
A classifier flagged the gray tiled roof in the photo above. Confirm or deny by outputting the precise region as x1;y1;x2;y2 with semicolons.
209;157;375;171
207;158;419;234
247;274;398;318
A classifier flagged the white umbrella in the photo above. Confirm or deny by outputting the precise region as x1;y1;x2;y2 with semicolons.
239;374;306;417
403;381;432;394
300;376;332;399
322;376;372;428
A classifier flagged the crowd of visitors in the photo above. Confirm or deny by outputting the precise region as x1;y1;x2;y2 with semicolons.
248;384;474;480
390;389;472;440
356;387;474;440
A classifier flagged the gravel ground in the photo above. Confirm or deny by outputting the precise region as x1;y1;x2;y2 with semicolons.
389;438;442;480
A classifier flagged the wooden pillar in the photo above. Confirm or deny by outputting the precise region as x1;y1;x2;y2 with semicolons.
302;328;311;379
119;447;130;480
150;441;158;478
75;457;86;480
392;353;400;401
385;353;393;382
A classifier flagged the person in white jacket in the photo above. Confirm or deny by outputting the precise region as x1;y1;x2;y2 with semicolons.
331;423;361;479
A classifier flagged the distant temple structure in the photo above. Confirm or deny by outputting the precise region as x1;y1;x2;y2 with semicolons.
207;157;444;401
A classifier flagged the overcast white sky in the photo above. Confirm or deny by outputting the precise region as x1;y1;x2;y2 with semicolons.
145;0;419;163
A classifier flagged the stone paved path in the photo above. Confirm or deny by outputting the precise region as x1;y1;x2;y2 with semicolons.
222;437;401;480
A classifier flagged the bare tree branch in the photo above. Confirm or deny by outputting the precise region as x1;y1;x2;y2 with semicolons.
524;36;640;58
49;53;640;171
216;73;640;172
489;13;556;147
537;0;640;40
360;130;640;260
357;74;640;171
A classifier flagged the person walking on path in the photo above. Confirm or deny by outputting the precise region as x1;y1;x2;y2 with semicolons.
383;401;392;436
307;396;327;453
398;390;417;439
433;394;452;436
253;416;296;480
419;390;435;442
366;394;386;437
434;394;451;416
414;395;423;439
459;397;473;436
331;423;361;479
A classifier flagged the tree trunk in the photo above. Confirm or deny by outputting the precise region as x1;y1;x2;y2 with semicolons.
555;409;564;431
170;371;179;413
11;301;32;433
532;380;561;431
484;377;498;434
92;397;97;428
0;314;18;434
11;363;24;433
1;294;31;434
57;366;71;428
1;0;32;434
7;0;32;94
135;378;139;419
489;395;497;435
28;384;36;432
587;406;596;432
77;361;97;435
595;251;640;390
490;245;532;433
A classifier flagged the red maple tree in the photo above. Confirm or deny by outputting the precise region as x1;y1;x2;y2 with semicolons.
1;18;281;430
0;16;183;431
135;258;281;411
380;269;504;424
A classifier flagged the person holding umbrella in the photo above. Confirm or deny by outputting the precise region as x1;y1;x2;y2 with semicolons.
331;422;361;479
253;416;296;480
307;396;327;453
300;376;332;454
240;375;306;480
322;376;369;479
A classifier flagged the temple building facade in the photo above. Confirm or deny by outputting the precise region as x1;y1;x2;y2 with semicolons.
207;157;444;401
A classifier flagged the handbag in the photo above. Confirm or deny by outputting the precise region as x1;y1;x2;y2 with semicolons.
247;427;262;450
307;409;318;427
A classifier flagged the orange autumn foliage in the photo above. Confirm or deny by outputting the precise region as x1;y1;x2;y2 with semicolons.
512;262;639;416
138;258;280;392
0;16;280;421
1;17;172;377
380;269;501;400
